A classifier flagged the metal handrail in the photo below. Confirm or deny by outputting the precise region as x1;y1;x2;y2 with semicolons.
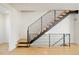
28;9;71;27
28;10;52;27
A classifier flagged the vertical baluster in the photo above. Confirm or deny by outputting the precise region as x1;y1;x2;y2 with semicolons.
69;34;70;47
41;17;42;33
27;27;30;47
54;10;56;21
63;34;65;47
49;34;51;48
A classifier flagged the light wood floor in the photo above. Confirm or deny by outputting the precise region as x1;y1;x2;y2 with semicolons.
1;44;79;55
0;43;8;51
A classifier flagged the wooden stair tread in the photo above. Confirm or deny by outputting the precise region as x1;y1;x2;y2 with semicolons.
18;39;27;42
18;42;28;44
56;18;60;20
61;13;66;15
17;44;28;46
49;23;53;25
17;46;29;47
57;15;63;18
64;10;70;13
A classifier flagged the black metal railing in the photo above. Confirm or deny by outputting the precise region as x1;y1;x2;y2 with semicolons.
52;34;70;47
27;10;66;42
27;10;78;44
30;33;70;48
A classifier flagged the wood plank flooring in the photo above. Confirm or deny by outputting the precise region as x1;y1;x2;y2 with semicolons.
0;43;79;55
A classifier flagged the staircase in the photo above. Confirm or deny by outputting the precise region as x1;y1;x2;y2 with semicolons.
17;10;78;47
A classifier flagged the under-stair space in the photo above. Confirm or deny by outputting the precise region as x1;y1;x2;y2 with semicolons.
30;33;71;48
17;10;78;48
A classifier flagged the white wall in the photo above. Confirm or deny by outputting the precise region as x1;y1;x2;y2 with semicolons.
74;11;79;44
0;4;9;44
0;14;7;44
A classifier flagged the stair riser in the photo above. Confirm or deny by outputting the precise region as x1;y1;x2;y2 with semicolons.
17;46;29;48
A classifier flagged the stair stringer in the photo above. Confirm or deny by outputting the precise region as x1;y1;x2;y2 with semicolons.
29;10;78;44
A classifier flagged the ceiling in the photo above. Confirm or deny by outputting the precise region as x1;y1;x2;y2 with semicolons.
9;3;79;12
